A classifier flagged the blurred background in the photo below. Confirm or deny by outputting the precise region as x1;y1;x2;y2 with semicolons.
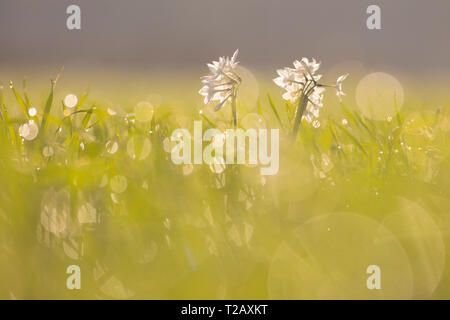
1;0;450;76
0;0;450;300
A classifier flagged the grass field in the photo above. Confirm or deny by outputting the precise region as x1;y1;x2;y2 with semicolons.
0;67;449;299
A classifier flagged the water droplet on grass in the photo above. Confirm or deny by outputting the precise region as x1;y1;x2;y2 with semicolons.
64;94;78;109
19;120;39;141
28;107;37;117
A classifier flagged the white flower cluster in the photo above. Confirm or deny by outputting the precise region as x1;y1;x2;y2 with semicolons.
274;57;348;123
199;50;241;111
198;52;347;128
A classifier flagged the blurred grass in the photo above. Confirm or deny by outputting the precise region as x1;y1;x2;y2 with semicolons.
0;69;449;299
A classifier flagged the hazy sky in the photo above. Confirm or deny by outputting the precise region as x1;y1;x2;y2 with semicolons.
1;0;450;75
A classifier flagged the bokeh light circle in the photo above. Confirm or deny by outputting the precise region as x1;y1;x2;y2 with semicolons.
381;198;445;297
134;101;154;122
110;175;128;194
355;72;404;121
268;212;413;299
235;65;259;110
64;94;78;109
127;136;152;160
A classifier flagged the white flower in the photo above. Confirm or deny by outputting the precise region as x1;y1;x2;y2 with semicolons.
293;57;321;75
273;68;300;90
282;88;301;104
336;73;349;100
19;120;39;141
274;57;325;123
304;87;325;123
274;58;349;124
199;49;241;111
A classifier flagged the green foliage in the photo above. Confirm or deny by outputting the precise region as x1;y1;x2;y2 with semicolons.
0;75;449;299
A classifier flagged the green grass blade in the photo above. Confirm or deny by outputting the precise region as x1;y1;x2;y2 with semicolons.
334;120;368;156
23;78;32;110
76;89;89;110
81;107;94;129
328;118;347;159
9;81;29;119
353;111;380;144
339;102;358;127
0;86;17;145
200;113;217;128
267;94;284;129
394;93;402;126
328;118;341;147
256;100;263;115
40;80;55;133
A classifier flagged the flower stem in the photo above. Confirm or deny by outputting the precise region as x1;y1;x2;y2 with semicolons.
292;92;308;139
231;92;237;128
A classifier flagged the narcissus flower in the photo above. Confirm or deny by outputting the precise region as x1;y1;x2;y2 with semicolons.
274;58;325;124
274;57;348;126
336;73;349;100
199;49;241;112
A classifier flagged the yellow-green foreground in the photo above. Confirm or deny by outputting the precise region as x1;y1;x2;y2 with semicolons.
0;73;449;299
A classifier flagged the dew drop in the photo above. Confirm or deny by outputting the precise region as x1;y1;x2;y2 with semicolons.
19;120;39;141
64;94;78;109
28;107;37;117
